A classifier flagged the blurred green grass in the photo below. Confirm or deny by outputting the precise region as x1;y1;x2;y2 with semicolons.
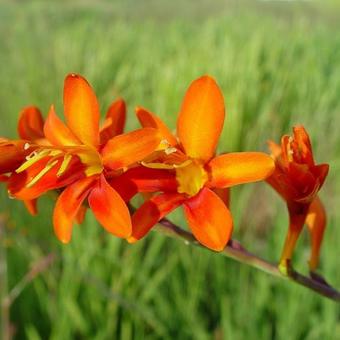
1;1;340;339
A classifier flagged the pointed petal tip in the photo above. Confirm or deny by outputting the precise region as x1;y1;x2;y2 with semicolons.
59;236;71;244
18;106;44;140
208;152;275;188
64;73;100;146
177;75;225;161
127;236;138;244
88;176;132;238
184;188;233;252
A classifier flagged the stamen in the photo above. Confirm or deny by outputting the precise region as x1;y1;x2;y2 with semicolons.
165;147;177;155
24;142;30;150
26;160;59;188
158;139;171;151
17;151;47;173
26;151;37;160
57;154;72;177
16;149;62;173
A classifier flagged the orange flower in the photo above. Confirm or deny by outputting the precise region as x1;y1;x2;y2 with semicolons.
128;75;275;251
0;106;49;214
8;74;162;243
267;126;329;272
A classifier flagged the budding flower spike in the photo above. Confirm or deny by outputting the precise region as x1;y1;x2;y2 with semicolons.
6;74;163;243
267;126;329;273
0;73;339;301
129;75;275;251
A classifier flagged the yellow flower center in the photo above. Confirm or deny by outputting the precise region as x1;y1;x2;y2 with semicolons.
176;160;208;197
77;148;103;177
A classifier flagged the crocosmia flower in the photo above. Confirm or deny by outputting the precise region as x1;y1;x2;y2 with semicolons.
267;126;329;271
128;75;275;251
0;106;50;214
7;74;162;243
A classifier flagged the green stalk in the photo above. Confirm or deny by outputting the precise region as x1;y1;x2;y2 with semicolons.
156;218;340;302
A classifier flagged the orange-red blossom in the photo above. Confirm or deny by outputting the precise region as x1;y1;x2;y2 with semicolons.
128;76;275;251
267;126;329;272
6;74;162;243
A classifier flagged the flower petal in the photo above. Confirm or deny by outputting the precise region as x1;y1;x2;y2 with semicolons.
312;163;329;190
136;106;177;146
293;125;314;166
44;105;81;146
75;205;87;224
23;199;38;216
53;176;96;243
208;152;275;188
0;140;33;174
100;98;126;145
88;175;131;238
8;156;85;200
17;106;44;141
102;128;162;170
64;74;100;146
109;166;178;201
267;140;282;160
305;196;326;271
212;187;230;207
129;193;185;243
177;76;225;161
0;175;8;182
183;187;233;251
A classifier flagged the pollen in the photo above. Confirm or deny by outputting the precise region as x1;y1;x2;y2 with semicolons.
176;160;208;197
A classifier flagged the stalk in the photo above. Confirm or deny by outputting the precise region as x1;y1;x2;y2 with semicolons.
156;218;340;302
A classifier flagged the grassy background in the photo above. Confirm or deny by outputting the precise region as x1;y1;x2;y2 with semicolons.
0;0;340;339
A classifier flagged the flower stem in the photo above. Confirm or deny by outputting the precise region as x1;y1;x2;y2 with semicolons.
156;218;340;302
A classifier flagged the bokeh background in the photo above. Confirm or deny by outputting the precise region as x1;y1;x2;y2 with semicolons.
0;0;340;339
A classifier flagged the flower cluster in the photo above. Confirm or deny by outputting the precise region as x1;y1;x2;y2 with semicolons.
0;74;329;272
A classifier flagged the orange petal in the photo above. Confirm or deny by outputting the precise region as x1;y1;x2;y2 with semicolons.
0;175;8;182
266;167;298;202
44;105;81;146
312;163;329;190
208;152;275;188
23;199;38;216
212;187;230;207
109;166;178;201
305;196;326;271
177;76;225;161
293;125;314;166
64;74;100;146
183;187;233;251
75;205;87;224
9;156;85;200
129;193;185;243
267;140;282;160
0;140;32;174
102;128;161;170
88;175;131;238
136;106;177;146
100;98;126;145
53;177;96;243
17;106;44;141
